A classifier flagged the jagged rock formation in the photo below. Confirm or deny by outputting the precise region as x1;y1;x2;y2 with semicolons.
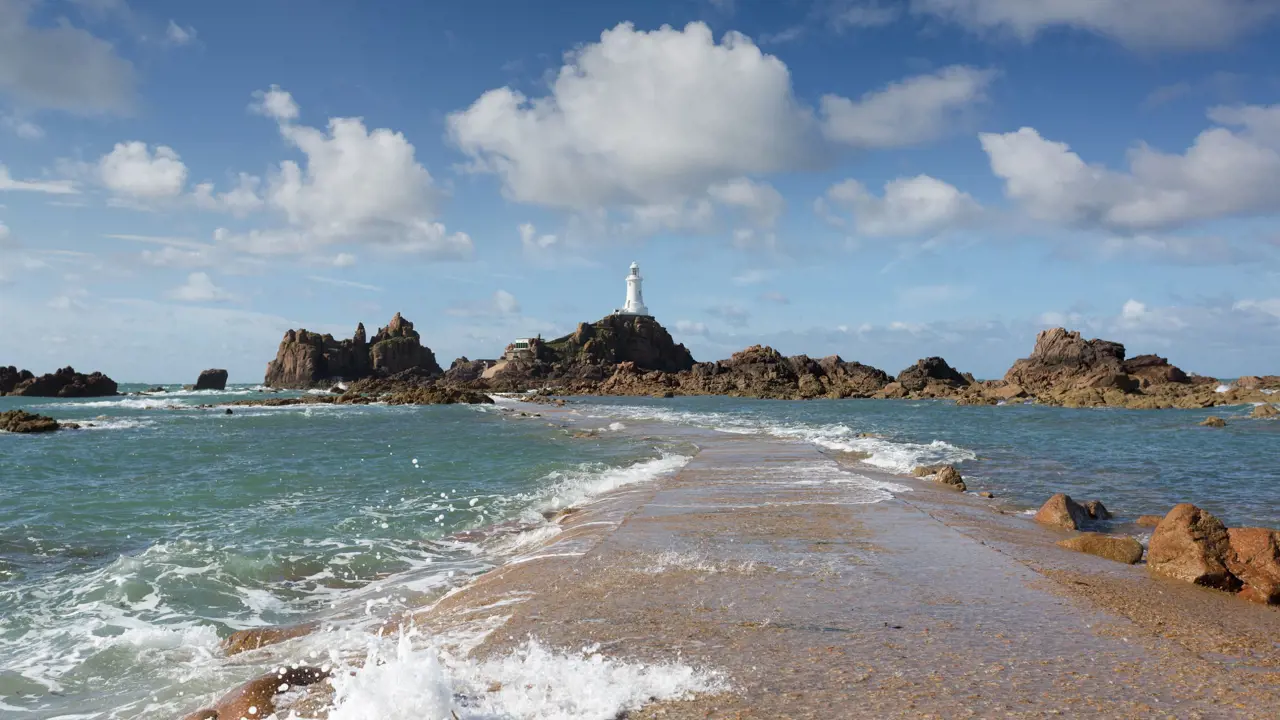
879;357;972;398
483;315;696;390
443;357;494;384
193;369;228;391
264;313;441;389
1;366;118;397
0;409;61;433
948;327;1271;409
595;346;892;400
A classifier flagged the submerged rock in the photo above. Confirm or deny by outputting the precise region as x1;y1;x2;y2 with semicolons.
1251;403;1278;419
1033;494;1090;530
1199;416;1227;427
1225;528;1280;605
1057;533;1144;564
222;622;318;656
0;410;60;433
1083;500;1112;521
1147;504;1239;591
180;666;330;720
1136;515;1164;527
193;368;228;391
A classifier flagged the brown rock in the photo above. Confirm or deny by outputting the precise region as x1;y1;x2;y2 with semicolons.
193;368;228;391
1033;493;1089;530
0;410;60;433
1251;403;1278;419
978;491;995;499
221;622;318;656
5;366;118;397
1057;533;1145;564
1136;515;1163;527
265;315;441;389
180;666;330;720
911;465;943;477
933;465;966;492
895;357;970;393
1199;416;1227;427
1147;504;1240;590
1225;528;1280;605
1083;500;1112;520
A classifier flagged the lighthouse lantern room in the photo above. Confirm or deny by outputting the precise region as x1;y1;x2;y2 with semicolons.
614;262;651;317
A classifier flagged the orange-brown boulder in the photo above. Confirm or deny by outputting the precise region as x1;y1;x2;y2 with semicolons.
934;465;966;492
1057;533;1144;564
181;666;330;720
1136;515;1163;527
1225;528;1280;605
1147;504;1240;591
1034;494;1089;530
221;622;318;656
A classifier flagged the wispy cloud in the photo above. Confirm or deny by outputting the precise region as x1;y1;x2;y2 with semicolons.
306;275;382;292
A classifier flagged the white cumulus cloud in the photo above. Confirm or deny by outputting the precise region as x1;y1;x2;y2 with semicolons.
168;272;232;303
820;174;981;237
820;65;995;148
981;104;1280;233
98;142;188;198
214;87;471;259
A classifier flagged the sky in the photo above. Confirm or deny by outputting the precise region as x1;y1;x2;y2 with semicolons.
2;0;1280;382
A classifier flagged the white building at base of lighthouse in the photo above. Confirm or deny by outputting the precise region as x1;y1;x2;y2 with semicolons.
614;262;651;317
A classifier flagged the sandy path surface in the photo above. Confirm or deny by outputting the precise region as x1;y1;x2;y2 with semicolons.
406;423;1280;718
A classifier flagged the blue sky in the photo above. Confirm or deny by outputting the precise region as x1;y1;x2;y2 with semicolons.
2;0;1280;382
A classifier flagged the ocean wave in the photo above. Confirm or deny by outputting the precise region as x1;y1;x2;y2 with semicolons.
53;397;193;410
531;453;691;514
586;405;974;475
325;632;725;720
71;418;156;431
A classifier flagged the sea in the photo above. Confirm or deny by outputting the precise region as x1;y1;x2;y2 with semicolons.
1;386;1277;719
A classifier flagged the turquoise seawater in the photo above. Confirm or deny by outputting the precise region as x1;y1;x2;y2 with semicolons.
0;386;689;718
1;388;1277;718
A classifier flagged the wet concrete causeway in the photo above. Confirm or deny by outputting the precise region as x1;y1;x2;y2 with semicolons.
418;431;1280;718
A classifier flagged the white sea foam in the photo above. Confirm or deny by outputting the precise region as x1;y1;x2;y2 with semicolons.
587;404;974;475
325;632;725;720
68;418;155;431
607;422;627;431
534;453;690;513
53;397;191;410
1215;384;1232;394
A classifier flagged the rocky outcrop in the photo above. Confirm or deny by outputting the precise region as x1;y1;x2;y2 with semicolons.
264;314;441;389
443;357;494;384
1200;416;1227;428
1225;528;1280;605
1251;404;1278;419
1033;494;1089;530
1057;533;1144;564
1236;375;1280;390
894;357;970;395
2;367;118;397
1004;328;1131;394
369;313;439;375
0;410;61;433
1136;515;1164;527
193;369;228;391
1147;504;1239;591
593;346;893;400
0;367;34;395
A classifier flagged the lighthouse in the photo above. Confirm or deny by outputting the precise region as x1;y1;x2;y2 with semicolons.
615;262;651;317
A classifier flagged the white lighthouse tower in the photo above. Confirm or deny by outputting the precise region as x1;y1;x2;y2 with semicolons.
615;262;651;317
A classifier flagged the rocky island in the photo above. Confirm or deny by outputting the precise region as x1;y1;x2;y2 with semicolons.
0;366;118;397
